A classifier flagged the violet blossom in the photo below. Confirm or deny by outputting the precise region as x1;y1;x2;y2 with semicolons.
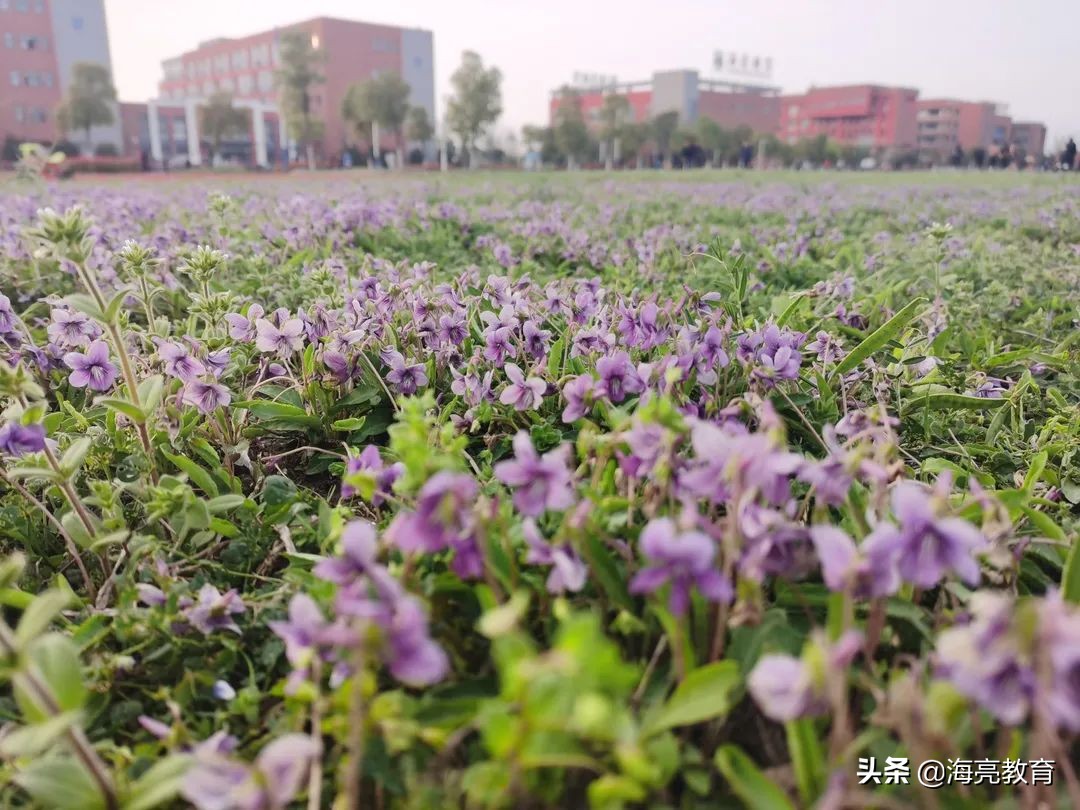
493;431;576;516
629;517;731;615
62;339;119;392
499;363;545;411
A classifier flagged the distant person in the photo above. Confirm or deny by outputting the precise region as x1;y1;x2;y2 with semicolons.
1064;138;1077;170
739;142;754;168
951;144;964;168
140;149;149;172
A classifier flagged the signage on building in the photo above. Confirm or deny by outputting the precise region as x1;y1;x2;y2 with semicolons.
571;72;618;89
712;51;773;79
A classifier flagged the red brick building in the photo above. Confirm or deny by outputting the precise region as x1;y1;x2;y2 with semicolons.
144;16;434;166
1;0;121;153
778;84;919;151
549;70;780;135
1009;122;1046;161
915;100;1014;163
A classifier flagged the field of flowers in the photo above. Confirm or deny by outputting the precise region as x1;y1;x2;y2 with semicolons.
0;171;1078;809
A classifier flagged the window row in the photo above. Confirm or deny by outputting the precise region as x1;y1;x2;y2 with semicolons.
8;69;53;87
2;32;48;49
12;105;48;123
0;0;46;12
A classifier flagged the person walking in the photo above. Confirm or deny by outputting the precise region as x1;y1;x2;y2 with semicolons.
1064;138;1077;170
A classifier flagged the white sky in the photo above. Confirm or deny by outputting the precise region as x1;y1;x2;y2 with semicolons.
105;0;1079;148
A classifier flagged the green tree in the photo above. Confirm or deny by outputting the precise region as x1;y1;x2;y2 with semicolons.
598;94;629;169
552;86;591;169
55;63;116;154
445;51;502;168
522;124;559;166
405;106;434;144
617;122;648;168
199;93;249;166
275;29;325;169
650;111;680;167
342;72;412;167
695;117;726;165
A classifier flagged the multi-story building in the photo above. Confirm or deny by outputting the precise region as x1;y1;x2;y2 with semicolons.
549;69;780;135
778;84;919;151
134;16;435;167
0;0;120;153
915;99;1014;163
1009;121;1046;161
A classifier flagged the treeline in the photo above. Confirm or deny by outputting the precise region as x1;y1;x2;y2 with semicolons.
529;87;876;169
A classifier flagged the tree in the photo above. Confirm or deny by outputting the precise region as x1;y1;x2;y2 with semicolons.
552;86;591;169
598;95;629;170
650;111;680;167
342;72;411;168
695;117;726;165
445;51;502;168
199;93;249;166
275;29;325;169
522;125;559;166
617;122;648;168
405;106;434;144
55;63;116;153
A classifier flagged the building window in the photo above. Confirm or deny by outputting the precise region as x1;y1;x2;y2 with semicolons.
31;107;46;123
14;105;24;122
15;0;28;10
41;71;51;86
3;33;12;47
72;15;83;29
257;70;272;91
373;37;396;53
33;0;42;10
9;70;19;86
238;74;253;94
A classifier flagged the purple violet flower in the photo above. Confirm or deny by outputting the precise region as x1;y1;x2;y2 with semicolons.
184;584;246;635
63;339;119;392
0;422;46;457
499;363;545;411
629;517;731;615
494;431;576;517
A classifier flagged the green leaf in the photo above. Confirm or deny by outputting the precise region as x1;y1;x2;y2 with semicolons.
0;711;81;757
902;393;1008;416
137;374;165;412
1062;537;1080;604
103;288;130;324
122;754;192;810
832;297;924;378
332;417;367;431
15;589;71;646
643;661;740;735
785;718;825;805
60;437;92;475
14;755;106;810
206;494;248;513
1022;451;1048;493
162;451;219;496
713;745;796;810
234;399;321;429
99;398;147;424
26;633;87;714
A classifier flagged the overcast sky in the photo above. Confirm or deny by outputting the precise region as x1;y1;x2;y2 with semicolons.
105;0;1079;147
